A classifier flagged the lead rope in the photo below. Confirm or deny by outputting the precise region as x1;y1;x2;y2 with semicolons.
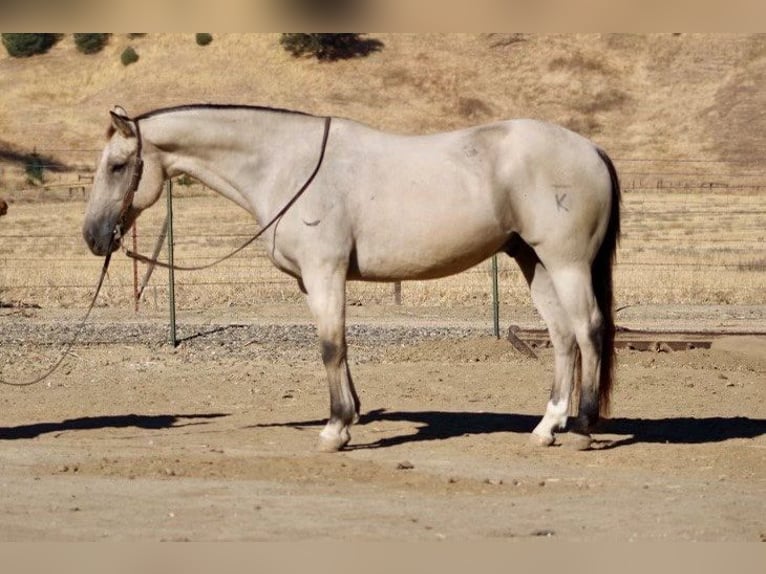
0;251;113;387
124;115;332;272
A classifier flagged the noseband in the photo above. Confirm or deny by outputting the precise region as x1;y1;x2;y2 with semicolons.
112;117;145;246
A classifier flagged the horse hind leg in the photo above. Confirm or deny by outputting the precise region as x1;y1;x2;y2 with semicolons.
302;267;360;452
511;240;578;447
546;263;606;450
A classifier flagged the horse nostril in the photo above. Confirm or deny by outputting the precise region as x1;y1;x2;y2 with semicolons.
83;224;106;256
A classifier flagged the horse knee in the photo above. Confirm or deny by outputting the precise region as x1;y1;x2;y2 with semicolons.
572;306;603;346
588;312;605;344
321;339;345;368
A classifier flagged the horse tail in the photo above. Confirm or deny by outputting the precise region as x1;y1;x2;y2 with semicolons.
594;147;621;417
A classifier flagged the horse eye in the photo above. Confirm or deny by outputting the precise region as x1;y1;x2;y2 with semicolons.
110;162;127;174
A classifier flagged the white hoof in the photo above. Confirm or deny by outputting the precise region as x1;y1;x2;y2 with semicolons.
529;432;555;447
317;428;350;453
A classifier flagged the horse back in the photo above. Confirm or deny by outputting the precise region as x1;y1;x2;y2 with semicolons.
318;118;613;279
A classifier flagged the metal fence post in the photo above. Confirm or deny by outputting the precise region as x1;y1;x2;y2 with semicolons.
166;180;177;346
132;223;139;313
491;254;500;338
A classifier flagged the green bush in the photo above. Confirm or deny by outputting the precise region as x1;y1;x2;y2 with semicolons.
74;33;109;54
1;33;57;58
279;33;382;61
195;33;213;46
120;46;139;66
176;174;196;186
24;152;45;185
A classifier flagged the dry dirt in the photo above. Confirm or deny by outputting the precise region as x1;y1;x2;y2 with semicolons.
0;303;764;541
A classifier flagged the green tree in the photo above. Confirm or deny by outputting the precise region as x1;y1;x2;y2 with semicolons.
1;34;57;58
74;33;109;54
279;33;382;61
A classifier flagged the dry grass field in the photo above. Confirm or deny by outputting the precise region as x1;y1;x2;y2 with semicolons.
0;185;764;311
1;34;765;165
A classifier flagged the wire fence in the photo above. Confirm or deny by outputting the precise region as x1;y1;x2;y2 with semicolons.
1;156;764;314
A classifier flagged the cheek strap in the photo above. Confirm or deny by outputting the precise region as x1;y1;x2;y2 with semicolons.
113;118;144;244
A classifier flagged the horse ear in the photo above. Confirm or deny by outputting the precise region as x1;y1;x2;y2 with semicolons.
110;106;135;138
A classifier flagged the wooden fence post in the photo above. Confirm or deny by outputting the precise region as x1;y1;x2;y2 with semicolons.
393;281;402;305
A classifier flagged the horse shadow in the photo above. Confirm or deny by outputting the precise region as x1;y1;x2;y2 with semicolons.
253;409;766;450
0;413;228;440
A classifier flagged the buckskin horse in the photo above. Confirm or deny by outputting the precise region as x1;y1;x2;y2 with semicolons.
83;104;620;452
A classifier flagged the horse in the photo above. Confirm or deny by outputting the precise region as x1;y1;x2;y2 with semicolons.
83;104;620;452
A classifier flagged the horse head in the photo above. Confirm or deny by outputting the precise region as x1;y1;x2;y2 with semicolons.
82;106;165;256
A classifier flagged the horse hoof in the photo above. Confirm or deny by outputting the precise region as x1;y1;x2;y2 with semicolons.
317;439;341;453
568;432;592;451
317;430;350;453
529;432;555;447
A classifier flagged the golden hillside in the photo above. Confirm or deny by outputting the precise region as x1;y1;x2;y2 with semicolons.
1;33;764;177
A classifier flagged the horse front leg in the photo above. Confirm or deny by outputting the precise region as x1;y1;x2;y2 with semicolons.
302;266;360;452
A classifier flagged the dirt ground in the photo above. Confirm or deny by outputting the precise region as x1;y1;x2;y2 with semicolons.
0;304;764;541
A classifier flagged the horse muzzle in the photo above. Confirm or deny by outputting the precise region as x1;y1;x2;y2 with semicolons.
82;219;121;256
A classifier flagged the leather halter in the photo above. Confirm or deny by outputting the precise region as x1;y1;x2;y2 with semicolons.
112;117;145;245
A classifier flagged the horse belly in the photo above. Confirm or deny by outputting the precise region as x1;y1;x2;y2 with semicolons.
339;124;511;281
351;206;505;281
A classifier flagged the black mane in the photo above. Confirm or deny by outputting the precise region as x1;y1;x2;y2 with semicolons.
135;103;314;121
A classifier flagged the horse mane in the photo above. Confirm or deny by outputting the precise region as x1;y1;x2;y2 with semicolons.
105;103;315;139
135;103;315;122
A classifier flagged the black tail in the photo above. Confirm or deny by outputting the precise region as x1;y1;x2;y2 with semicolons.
593;148;621;417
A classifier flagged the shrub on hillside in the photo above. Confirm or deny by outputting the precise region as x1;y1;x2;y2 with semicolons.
120;46;139;66
176;174;197;186
195;33;213;46
74;33;110;54
24;152;45;185
279;33;382;61
1;33;57;58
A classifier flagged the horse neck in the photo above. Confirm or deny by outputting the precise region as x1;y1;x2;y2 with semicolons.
141;108;325;220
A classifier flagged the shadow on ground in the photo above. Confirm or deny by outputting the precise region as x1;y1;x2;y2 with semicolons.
253;409;766;450
0;413;228;440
